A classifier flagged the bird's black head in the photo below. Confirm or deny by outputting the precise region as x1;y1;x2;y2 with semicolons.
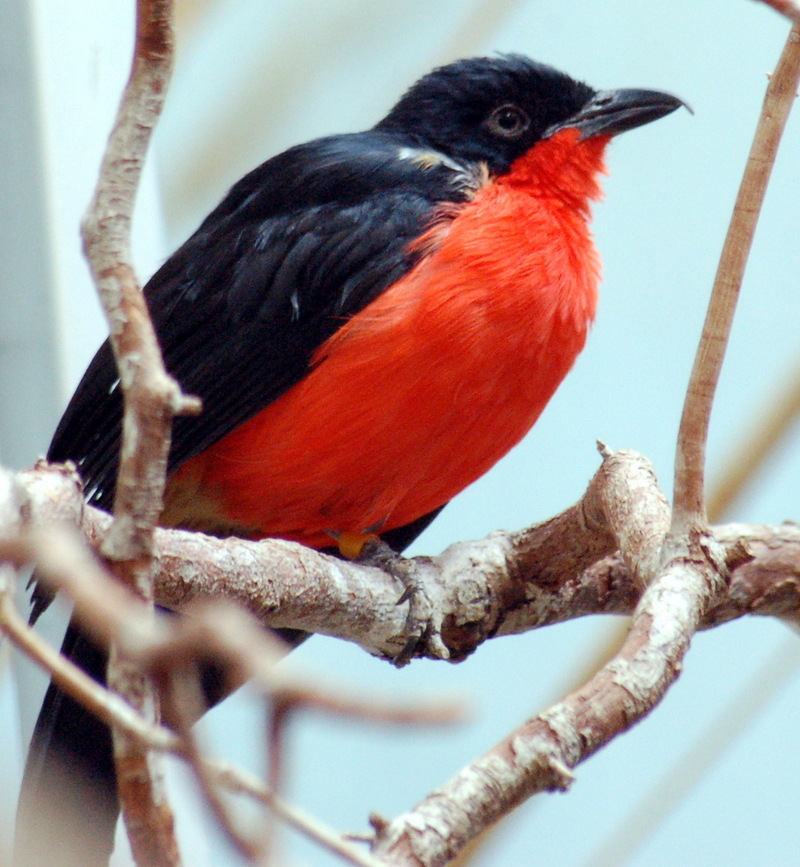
376;55;684;175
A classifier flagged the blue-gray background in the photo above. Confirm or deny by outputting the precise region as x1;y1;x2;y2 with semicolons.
2;1;799;865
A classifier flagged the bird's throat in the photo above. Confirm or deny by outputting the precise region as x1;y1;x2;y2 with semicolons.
500;128;609;214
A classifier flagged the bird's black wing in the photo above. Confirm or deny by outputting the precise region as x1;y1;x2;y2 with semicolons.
16;136;473;867
48;131;474;513
33;132;473;627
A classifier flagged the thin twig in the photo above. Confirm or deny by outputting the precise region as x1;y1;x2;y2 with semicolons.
0;589;178;752
163;672;263;861
672;23;800;531
5;524;462;866
0;583;382;866
217;765;387;867
758;0;800;23
82;1;198;566
263;697;292;866
78;0;201;860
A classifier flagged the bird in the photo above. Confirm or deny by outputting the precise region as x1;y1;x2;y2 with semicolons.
15;54;683;866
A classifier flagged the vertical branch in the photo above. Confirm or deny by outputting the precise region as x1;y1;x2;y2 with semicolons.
672;24;800;532
80;1;197;863
82;4;198;564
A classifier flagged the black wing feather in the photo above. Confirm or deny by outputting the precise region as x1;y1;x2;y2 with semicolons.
48;131;471;514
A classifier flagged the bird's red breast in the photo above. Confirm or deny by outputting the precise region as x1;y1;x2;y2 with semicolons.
161;130;607;546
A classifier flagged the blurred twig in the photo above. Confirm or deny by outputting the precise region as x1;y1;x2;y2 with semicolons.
759;0;800;23
707;356;800;520
1;525;452;867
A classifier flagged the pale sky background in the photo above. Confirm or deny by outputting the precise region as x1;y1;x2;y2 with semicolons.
2;1;800;865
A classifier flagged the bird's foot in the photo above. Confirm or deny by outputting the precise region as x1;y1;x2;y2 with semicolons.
338;533;449;665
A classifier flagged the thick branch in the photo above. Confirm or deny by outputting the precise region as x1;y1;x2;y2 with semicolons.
7;450;800;865
14;461;800;653
370;456;729;865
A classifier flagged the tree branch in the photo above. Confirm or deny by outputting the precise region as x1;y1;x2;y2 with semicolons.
672;22;800;530
78;0;199;861
758;0;800;23
369;455;729;865
6;453;800;867
13;460;800;653
0;523;451;867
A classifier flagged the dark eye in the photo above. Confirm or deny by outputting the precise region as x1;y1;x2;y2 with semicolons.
486;104;531;138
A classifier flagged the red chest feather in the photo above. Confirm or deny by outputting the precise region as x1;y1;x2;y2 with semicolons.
163;131;607;545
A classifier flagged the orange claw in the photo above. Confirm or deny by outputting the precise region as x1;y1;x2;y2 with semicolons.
337;531;380;560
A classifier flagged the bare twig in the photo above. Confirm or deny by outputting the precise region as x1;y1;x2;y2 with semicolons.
757;0;800;23
584;445;671;588
0;584;180;753
672;23;800;531
162;673;263;861
2;525;444;867
77;0;202;859
217;765;387;867
1;580;384;866
82;1;198;566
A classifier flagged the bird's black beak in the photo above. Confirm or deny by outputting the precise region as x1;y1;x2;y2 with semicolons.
545;88;689;140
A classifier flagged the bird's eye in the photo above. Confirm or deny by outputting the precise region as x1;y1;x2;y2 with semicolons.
485;104;531;138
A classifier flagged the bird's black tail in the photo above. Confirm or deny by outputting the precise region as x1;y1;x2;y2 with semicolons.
14;510;441;865
15;614;311;866
15;619;118;867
